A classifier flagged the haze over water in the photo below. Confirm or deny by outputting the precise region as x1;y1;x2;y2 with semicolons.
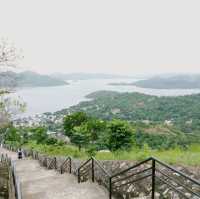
13;78;200;117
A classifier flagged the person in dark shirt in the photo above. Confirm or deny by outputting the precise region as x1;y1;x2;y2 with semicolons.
17;148;23;159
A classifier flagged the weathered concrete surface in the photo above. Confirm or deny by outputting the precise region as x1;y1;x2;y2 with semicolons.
0;147;109;199
2;147;199;199
0;163;9;199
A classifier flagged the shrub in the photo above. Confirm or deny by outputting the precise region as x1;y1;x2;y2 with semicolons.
107;120;135;151
45;137;57;145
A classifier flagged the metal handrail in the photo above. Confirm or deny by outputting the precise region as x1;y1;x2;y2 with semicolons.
108;157;200;199
3;146;200;199
113;173;152;189
112;166;152;184
110;157;152;178
156;168;200;198
77;157;111;185
93;158;111;178
60;157;72;174
47;157;57;169
156;176;190;199
152;157;200;185
78;157;93;171
77;157;93;183
109;157;153;199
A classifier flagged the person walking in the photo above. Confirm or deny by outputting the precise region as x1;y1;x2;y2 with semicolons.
17;148;23;159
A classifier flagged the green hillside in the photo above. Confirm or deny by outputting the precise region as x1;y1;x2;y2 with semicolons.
56;90;200;134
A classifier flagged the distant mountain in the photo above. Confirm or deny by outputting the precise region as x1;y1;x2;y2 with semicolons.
134;75;200;89
110;75;200;89
0;71;68;88
51;73;133;80
0;71;17;88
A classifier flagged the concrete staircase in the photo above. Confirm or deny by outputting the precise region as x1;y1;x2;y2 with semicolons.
0;148;109;199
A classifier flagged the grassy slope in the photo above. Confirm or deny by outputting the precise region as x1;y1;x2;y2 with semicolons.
57;91;200;128
24;142;200;166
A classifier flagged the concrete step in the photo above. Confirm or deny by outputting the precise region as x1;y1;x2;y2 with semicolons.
0;148;110;199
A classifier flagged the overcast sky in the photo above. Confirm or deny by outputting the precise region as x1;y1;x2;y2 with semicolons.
1;0;200;75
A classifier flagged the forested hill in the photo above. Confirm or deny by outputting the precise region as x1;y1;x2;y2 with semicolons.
0;71;68;88
56;91;200;133
109;75;200;89
134;75;200;89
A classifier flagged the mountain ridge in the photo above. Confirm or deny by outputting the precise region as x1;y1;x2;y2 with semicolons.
109;74;200;89
0;71;68;88
51;72;134;80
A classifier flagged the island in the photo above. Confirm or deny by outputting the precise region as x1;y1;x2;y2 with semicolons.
0;71;68;88
109;75;200;89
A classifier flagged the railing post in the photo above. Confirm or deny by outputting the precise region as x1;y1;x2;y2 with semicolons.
69;157;72;174
54;157;57;169
45;157;47;167
78;168;80;183
92;158;95;182
60;165;63;174
109;177;112;199
152;158;156;199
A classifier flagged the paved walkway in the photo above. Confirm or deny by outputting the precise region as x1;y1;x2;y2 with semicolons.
0;147;109;199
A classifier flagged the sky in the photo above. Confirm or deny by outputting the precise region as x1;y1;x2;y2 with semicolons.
0;0;200;76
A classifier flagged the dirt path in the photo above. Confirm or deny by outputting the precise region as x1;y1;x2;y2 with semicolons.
0;147;109;199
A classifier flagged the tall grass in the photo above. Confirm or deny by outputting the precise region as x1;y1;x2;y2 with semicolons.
24;142;200;166
23;141;88;159
96;144;200;166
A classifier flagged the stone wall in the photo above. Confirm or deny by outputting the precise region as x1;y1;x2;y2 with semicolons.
3;145;200;198
26;150;200;199
0;162;15;199
0;162;9;199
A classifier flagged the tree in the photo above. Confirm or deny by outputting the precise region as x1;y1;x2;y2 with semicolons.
84;119;106;143
0;39;24;128
0;38;22;68
4;126;21;144
46;137;58;145
0;95;26;125
64;113;106;151
71;125;90;151
63;112;88;136
107;120;134;151
31;127;48;144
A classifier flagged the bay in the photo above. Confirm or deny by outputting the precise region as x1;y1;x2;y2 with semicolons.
13;79;200;117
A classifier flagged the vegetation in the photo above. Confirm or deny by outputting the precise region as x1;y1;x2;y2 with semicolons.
21;142;200;166
0;71;68;88
57;90;200;135
2;110;200;166
0;39;25;131
63;112;88;137
1;55;199;167
5;129;199;166
63;112;135;152
106;120;134;151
